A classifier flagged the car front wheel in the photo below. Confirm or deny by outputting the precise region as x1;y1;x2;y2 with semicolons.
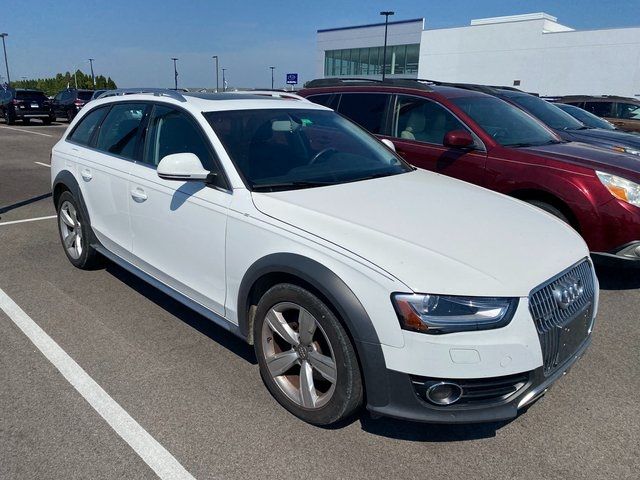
253;283;363;426
56;191;101;269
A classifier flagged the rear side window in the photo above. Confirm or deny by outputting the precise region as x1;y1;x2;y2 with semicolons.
95;103;147;159
583;101;613;117
143;105;214;170
337;93;388;134
68;107;109;145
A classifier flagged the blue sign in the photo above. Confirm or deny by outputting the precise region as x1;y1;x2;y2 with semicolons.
286;73;298;85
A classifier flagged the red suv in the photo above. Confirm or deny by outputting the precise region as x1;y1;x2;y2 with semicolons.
300;79;640;267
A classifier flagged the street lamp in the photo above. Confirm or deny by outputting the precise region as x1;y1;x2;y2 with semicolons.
269;66;275;90
222;68;227;92
379;11;394;81
212;56;219;92
0;33;11;86
88;58;95;88
171;57;179;90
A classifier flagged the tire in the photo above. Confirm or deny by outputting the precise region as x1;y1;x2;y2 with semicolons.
66;110;74;123
527;200;570;224
22;118;30;125
5;111;15;125
56;191;101;269
42;117;52;125
254;283;363;426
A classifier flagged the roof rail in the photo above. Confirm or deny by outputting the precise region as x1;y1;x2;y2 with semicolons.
97;88;187;102
303;77;432;91
226;90;310;101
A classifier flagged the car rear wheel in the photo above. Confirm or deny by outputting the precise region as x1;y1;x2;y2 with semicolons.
253;283;363;426
56;191;101;269
22;118;30;125
42;117;52;125
5;111;15;125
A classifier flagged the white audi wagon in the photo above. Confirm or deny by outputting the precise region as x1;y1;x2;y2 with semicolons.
51;89;598;425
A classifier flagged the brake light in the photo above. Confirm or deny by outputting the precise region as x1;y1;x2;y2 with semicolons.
12;99;22;105
74;99;85;106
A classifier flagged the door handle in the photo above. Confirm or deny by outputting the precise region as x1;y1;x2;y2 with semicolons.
80;169;92;181
130;188;148;202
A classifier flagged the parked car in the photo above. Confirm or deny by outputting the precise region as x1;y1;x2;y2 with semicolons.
90;89;107;101
51;88;597;426
300;78;640;266
554;103;618;130
431;82;640;158
555;96;640;133
52;88;95;122
0;88;55;125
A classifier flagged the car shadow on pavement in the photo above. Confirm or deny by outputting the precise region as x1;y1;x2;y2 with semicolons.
105;263;257;365
594;265;640;290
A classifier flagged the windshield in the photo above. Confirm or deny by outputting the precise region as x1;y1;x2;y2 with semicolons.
77;91;94;101
452;96;560;147
205;109;411;191
556;104;615;130
506;93;586;131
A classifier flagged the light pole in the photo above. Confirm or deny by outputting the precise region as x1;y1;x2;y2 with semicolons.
171;57;179;90
88;58;95;88
0;33;11;86
212;55;219;92
222;68;227;92
269;66;275;90
379;11;394;81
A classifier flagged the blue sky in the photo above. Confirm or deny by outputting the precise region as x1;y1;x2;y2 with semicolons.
3;0;639;88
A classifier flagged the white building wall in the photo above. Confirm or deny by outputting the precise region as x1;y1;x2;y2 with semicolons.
418;15;640;97
316;19;424;77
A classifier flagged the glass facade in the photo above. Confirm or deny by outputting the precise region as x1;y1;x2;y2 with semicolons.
324;44;420;77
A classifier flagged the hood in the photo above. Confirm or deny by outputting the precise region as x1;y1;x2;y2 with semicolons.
565;128;640;151
521;141;640;181
251;170;588;297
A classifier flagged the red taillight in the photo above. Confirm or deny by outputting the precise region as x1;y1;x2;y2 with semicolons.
12;99;22;105
74;99;84;106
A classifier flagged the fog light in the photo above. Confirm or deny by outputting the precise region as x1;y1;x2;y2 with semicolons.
425;381;463;405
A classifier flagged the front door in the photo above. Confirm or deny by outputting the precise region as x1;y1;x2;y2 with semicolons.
128;104;231;316
384;95;487;187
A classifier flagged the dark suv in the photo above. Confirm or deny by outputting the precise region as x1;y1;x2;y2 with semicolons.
300;78;640;266
555;96;640;133
0;88;55;124
52;89;94;122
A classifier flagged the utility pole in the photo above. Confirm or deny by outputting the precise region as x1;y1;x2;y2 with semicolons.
0;33;11;86
88;58;95;88
212;55;219;92
171;57;179;90
269;66;275;90
379;11;394;81
222;68;227;92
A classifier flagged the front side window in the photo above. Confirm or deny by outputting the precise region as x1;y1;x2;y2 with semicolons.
393;95;467;145
95;103;147;159
453;95;559;147
616;103;640;120
143;105;214;170
337;93;388;134
68;106;109;145
205;108;411;191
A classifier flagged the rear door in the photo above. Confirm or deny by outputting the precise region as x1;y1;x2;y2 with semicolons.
385;94;487;186
128;104;231;316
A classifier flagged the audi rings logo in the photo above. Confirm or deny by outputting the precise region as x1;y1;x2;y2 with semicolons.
551;277;584;309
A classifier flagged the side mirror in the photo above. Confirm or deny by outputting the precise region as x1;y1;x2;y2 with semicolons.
380;138;396;152
157;153;211;182
443;130;474;149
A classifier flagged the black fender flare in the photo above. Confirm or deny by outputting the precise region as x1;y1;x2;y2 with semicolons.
237;253;391;408
52;170;92;227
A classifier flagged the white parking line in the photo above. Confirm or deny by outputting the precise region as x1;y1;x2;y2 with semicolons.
0;125;53;137
0;287;196;480
0;215;57;226
34;161;51;168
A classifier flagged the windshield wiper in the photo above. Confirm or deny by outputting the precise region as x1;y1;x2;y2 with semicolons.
252;180;335;192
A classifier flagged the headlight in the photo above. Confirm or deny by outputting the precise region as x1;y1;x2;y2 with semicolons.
596;171;640;207
613;146;640;156
391;293;518;334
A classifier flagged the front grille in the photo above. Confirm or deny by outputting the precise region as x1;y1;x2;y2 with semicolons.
528;260;595;376
411;372;530;405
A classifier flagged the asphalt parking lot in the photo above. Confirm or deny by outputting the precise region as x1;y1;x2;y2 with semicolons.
1;122;638;480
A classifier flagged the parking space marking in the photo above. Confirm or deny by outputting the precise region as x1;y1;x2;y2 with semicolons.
0;126;53;137
0;215;57;226
0;287;197;480
34;161;51;168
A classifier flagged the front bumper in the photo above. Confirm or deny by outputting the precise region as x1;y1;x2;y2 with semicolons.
365;335;591;424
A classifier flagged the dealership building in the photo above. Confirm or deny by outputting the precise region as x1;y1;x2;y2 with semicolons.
316;12;640;97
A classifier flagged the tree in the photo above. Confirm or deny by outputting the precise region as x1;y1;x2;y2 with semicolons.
10;70;117;96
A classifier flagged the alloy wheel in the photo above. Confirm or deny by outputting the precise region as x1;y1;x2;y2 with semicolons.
261;302;337;409
58;201;83;259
